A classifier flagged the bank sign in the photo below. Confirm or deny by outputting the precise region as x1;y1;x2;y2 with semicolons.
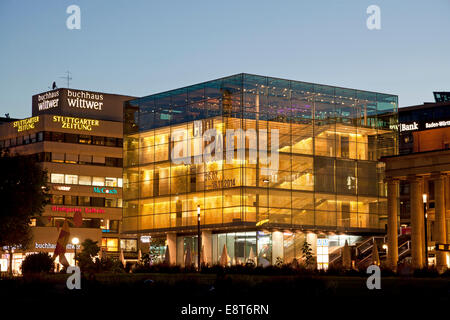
32;88;132;122
399;120;450;133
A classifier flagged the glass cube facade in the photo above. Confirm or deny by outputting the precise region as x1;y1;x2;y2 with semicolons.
122;73;398;236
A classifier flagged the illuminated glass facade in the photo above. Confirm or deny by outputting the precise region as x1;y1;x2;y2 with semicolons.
123;74;397;262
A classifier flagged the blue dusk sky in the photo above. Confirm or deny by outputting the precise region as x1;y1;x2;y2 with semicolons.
0;0;449;118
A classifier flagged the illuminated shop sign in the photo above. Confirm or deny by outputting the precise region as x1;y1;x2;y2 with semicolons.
399;122;419;132
52;115;100;131
51;206;105;214
425;120;450;129
140;236;151;243
67;89;104;111
399;120;450;133
34;242;80;250
12;116;39;132
93;187;117;194
37;91;59;111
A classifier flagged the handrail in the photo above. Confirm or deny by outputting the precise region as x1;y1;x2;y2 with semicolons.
398;240;411;257
356;236;384;256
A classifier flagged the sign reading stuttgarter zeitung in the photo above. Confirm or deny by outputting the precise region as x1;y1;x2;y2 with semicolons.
12;116;39;132
52;115;100;131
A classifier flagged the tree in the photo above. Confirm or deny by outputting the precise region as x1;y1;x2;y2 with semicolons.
21;252;54;275
301;240;315;267
77;239;100;273
0;151;49;275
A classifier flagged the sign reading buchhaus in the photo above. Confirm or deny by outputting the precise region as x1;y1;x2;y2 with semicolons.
32;88;134;122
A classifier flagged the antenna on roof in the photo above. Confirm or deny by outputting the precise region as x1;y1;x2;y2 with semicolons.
59;71;72;88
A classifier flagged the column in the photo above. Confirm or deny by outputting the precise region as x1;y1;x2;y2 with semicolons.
432;173;448;273
272;231;284;265
201;231;212;265
166;233;177;265
387;179;399;270
409;176;424;269
176;236;184;266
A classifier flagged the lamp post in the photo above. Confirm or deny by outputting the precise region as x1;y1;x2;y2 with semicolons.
197;205;201;270
422;194;428;268
72;237;79;266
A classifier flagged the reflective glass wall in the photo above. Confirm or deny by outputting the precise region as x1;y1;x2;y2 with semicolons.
123;74;398;234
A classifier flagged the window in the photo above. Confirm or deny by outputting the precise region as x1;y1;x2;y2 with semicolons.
105;137;116;147
52;153;65;163
65;133;78;144
105;198;121;207
64;195;78;206
92;156;105;165
65;174;78;184
101;220;120;233
65;154;78;164
52;132;64;142
91;197;105;207
92;136;104;145
79;154;92;165
92;177;105;186
105;198;115;207
78;196;90;206
30;133;37;143
317;238;329;270
78;135;91;144
82;218;101;228
118;178;123;187
79;176;92;185
102;238;119;252
51;173;65;184
105;157;116;167
37;132;44;142
105;177;118;187
44;132;52;141
51;195;64;205
120;239;137;252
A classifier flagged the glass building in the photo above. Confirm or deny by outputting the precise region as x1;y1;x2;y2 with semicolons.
122;73;398;267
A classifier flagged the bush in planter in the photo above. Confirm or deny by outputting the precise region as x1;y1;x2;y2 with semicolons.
21;252;54;275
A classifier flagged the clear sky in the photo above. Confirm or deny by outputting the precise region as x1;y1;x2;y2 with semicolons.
0;0;449;118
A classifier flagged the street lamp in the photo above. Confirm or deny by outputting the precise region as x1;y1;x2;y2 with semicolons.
197;205;201;270
422;194;428;268
72;237;79;266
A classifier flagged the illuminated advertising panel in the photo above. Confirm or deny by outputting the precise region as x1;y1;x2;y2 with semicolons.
52;115;100;131
12;116;39;132
51;206;105;214
32;88;134;122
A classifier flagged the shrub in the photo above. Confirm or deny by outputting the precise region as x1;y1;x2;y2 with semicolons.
413;267;439;278
21;252;54;275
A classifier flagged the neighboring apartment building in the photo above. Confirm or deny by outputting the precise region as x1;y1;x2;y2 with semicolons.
0;88;136;273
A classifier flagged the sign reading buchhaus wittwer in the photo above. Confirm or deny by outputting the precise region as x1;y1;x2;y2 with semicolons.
32;88;134;122
122;73;398;269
